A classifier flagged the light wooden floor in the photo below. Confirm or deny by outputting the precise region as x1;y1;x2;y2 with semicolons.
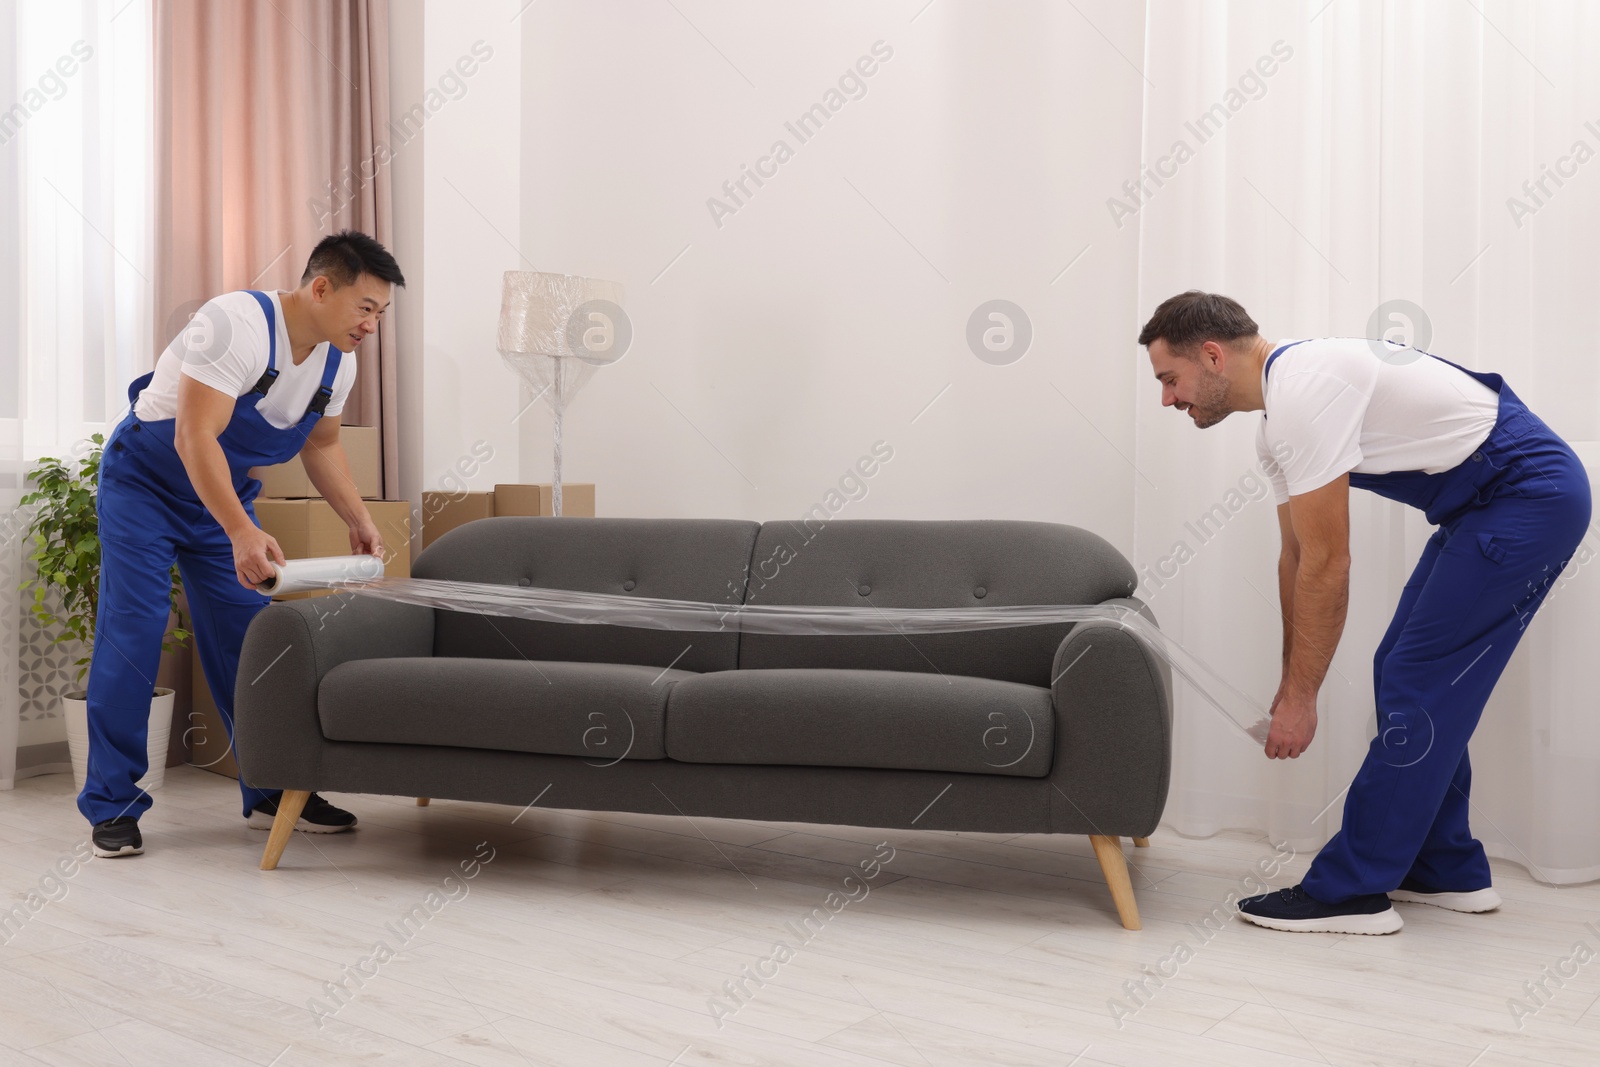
1;767;1597;1066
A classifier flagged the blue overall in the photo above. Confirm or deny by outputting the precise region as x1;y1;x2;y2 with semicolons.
79;291;342;824
1262;342;1593;902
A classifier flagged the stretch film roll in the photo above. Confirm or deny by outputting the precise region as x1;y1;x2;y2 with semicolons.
297;574;1275;744
256;554;386;596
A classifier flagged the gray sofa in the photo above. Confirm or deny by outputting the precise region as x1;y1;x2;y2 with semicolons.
235;517;1172;929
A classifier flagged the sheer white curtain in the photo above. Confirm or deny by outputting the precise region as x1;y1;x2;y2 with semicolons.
1135;0;1600;883
0;0;152;790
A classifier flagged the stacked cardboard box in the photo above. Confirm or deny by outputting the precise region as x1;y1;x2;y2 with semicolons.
420;482;596;547
252;499;413;597
492;483;596;519
250;424;382;499
420;491;495;549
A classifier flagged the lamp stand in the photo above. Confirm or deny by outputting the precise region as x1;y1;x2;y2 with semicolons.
551;356;564;516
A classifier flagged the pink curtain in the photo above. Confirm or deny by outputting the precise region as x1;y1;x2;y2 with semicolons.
153;0;399;497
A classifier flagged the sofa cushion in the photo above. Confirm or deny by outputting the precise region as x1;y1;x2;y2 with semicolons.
318;658;694;761
664;668;1054;777
412;517;760;674
738;519;1138;686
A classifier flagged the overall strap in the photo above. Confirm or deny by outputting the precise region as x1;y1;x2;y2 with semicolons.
1421;351;1478;377
245;290;279;397
128;370;155;406
1264;339;1309;380
1261;340;1310;421
1422;351;1506;396
307;347;344;416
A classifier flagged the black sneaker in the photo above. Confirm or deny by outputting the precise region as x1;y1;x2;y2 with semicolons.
1388;875;1502;913
91;816;143;858
1237;883;1402;934
246;792;358;834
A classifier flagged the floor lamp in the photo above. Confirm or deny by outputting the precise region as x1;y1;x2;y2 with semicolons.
497;271;626;515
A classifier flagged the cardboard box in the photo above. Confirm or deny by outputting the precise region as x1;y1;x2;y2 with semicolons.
417;483;598;552
254;498;413;601
493;483;595;518
190;498;415;779
254;497;412;568
250;424;381;499
187;658;240;779
421;490;496;549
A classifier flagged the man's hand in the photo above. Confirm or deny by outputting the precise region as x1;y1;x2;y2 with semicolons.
350;515;384;559
1265;688;1318;759
232;526;286;589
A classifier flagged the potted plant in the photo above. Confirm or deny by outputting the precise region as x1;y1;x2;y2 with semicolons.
19;434;190;792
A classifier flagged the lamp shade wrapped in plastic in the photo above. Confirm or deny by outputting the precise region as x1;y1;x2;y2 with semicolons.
498;271;625;515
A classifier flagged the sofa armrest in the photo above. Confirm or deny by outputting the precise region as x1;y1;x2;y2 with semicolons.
234;592;435;790
1046;596;1172;836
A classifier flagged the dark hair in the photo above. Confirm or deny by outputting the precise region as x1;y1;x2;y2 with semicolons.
300;230;406;289
1137;290;1258;351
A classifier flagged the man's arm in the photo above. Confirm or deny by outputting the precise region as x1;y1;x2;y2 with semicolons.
174;375;285;588
299;416;384;559
1266;474;1351;759
1275;500;1299;672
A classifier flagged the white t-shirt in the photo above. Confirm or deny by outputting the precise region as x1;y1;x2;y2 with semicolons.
134;290;357;430
1255;338;1499;504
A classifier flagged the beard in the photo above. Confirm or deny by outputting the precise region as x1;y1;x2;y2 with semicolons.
1184;367;1233;428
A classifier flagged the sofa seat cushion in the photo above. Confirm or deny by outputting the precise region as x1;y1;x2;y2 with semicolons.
664;669;1054;777
318;658;694;761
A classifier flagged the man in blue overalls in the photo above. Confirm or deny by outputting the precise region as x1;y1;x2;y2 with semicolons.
84;230;404;857
1140;290;1591;934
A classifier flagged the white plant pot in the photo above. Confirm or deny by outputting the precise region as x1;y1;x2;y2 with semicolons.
63;687;176;795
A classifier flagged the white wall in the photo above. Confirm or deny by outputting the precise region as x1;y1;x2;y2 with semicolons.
389;0;525;551
388;0;423;531
498;0;1147;549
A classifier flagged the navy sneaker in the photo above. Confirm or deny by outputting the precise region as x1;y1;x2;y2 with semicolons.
1388;875;1501;913
246;792;358;834
1237;883;1402;934
91;816;143;858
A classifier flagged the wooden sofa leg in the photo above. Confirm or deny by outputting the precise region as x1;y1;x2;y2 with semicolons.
1132;836;1150;847
417;797;431;806
1090;834;1142;930
259;789;311;871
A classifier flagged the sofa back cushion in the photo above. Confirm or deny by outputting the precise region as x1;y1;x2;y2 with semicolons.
737;519;1137;686
413;517;760;673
